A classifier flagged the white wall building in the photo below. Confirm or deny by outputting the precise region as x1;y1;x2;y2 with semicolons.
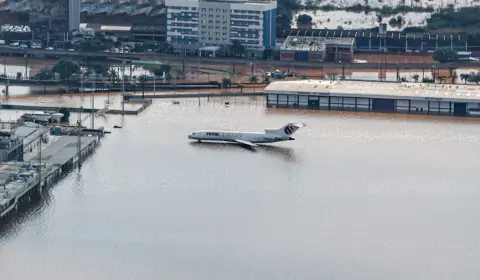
165;0;277;53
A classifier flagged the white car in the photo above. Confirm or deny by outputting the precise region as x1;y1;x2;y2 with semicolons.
10;42;19;47
46;47;54;50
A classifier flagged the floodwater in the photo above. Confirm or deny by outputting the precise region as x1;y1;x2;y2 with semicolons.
1;98;480;280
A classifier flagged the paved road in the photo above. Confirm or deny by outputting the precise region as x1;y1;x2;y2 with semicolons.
0;46;475;70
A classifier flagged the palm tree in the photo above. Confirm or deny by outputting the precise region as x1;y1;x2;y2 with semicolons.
237;83;244;93
249;75;258;92
460;73;470;84
138;75;149;98
301;74;308;80
411;74;420;82
221;77;232;91
109;69;119;85
451;71;458;84
438;76;446;84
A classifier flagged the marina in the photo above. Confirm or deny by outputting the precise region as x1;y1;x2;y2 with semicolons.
265;80;480;117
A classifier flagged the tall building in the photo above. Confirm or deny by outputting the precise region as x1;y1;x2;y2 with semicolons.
69;0;81;31
165;0;277;53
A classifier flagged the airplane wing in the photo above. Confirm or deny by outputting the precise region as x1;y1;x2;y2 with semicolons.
234;139;258;147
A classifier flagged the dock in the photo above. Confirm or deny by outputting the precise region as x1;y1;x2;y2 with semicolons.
123;92;263;100
1;135;99;219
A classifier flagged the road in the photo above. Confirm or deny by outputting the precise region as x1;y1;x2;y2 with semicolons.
0;46;475;70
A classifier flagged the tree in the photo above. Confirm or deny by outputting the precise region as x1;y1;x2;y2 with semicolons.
467;71;480;84
237;83;244;93
297;14;313;25
74;38;113;52
108;69;119;84
438;76;446;83
230;41;245;57
16;72;22;80
249;75;258;92
221;77;232;91
376;13;383;25
451;71;458;84
89;62;109;76
138;75;149;98
265;76;271;85
301;74;308;80
422;77;435;83
460;73;471;84
51;59;81;80
35;68;54;80
276;73;286;80
433;48;458;63
412;74;420;82
59;107;70;122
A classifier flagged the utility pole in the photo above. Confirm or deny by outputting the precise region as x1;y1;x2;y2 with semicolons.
37;137;42;192
77;107;83;169
91;74;95;129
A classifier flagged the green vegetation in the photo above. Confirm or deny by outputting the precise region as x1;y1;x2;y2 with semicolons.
297;14;313;25
132;42;172;53
144;64;172;78
230;41;246;57
58;107;70;122
388;15;405;27
74;37;113;52
427;5;480;32
411;74;420;82
460;72;480;84
422;77;435;83
237;83;244;92
38;59;81;80
433;48;458;63
88;63;109;76
249;75;258;91
16;72;22;80
221;78;232;90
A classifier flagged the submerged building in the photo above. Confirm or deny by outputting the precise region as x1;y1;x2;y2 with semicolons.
264;80;480;117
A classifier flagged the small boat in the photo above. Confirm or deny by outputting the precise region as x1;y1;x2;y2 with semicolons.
113;125;122;129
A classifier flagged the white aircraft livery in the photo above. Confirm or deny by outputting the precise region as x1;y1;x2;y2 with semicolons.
188;123;305;147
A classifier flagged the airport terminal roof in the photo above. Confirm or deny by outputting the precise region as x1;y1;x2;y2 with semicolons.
28;136;97;166
281;36;354;52
264;80;480;103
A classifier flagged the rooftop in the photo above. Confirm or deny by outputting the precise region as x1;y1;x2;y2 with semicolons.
264;80;480;103
281;36;355;52
28;135;97;166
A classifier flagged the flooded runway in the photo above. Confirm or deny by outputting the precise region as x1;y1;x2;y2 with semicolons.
1;99;480;279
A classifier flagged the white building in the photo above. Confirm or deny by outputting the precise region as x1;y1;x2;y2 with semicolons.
13;124;50;157
165;0;277;53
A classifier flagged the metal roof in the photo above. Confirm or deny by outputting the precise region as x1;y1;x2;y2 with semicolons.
264;80;480;103
281;36;354;52
277;29;469;42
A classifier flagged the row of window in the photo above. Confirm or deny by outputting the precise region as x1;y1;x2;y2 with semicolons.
169;29;198;35
231;15;260;20
199;36;229;42
168;23;197;28
200;15;228;19
201;31;228;36
167;6;262;14
231;21;261;26
200;25;228;30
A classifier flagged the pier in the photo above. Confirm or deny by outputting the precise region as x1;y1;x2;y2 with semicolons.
1;135;99;219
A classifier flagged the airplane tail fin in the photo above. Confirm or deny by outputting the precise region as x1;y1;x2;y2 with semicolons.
266;123;306;136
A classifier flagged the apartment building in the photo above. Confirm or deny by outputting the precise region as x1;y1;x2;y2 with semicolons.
165;0;276;53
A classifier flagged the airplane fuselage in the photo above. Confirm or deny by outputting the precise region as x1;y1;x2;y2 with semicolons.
188;130;294;144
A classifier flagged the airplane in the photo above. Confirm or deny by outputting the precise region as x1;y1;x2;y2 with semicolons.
187;123;306;147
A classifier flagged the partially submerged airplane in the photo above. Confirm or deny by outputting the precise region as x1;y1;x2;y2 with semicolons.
188;123;306;147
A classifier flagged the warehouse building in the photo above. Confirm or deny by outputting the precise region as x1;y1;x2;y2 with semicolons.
264;80;480;117
277;29;469;52
280;36;355;62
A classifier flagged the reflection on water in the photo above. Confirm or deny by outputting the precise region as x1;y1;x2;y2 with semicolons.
189;141;299;163
1;100;480;279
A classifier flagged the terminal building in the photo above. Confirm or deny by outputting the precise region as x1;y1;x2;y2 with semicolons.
264;80;480;117
165;0;277;54
280;36;355;62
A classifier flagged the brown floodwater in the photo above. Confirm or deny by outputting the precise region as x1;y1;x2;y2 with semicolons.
1;98;480;280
